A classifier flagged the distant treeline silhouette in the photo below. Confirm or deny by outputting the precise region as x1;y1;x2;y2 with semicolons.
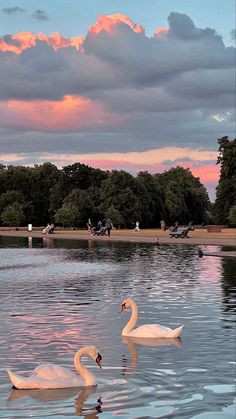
0;137;235;228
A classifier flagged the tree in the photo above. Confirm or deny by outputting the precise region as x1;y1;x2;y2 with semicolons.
63;188;99;227
155;167;209;225
104;205;124;227
100;170;141;226
228;205;236;227
1;202;25;228
62;163;108;190
0;190;25;213
135;171;163;227
214;137;236;224
54;202;80;227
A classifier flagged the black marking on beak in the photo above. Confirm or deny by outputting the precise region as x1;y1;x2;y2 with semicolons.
120;302;126;313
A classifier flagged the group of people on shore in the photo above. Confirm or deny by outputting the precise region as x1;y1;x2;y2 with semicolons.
87;218;113;237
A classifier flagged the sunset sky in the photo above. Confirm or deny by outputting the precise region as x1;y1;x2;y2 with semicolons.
0;0;235;201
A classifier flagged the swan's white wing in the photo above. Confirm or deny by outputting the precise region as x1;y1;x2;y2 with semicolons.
33;363;74;380
8;366;84;389
131;324;174;338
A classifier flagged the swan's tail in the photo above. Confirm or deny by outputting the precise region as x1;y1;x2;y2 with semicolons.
7;369;24;389
169;325;184;338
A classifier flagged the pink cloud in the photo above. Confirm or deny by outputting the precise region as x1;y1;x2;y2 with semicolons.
0;31;84;54
0;95;127;131
88;14;145;36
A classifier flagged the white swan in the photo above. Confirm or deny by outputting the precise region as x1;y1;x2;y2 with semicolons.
7;346;102;390
120;298;184;338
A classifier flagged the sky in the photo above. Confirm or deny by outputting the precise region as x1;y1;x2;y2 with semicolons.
0;0;235;201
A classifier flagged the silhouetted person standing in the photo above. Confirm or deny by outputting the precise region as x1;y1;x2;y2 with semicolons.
105;218;113;237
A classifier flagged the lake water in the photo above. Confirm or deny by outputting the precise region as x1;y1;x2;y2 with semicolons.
0;236;235;419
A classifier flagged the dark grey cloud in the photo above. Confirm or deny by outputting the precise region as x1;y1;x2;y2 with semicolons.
162;158;216;166
0;12;235;155
2;34;21;46
2;6;25;14
168;12;217;40
33;9;49;21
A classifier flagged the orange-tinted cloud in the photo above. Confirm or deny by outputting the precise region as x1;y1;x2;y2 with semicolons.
88;13;145;36
0;31;84;54
0;95;127;131
0;13;145;54
154;27;169;39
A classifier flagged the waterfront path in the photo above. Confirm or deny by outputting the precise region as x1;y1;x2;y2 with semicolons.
0;227;235;250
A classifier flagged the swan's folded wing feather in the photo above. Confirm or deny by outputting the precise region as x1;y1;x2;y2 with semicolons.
33;363;73;380
132;323;173;337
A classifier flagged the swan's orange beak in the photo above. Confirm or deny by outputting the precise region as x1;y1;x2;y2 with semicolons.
96;353;102;369
119;302;126;313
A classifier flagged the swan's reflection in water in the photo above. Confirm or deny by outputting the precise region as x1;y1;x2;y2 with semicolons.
122;336;183;377
8;386;102;417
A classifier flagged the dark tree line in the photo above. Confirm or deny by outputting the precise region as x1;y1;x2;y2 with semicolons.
214;136;236;225
0;160;212;228
1;136;235;228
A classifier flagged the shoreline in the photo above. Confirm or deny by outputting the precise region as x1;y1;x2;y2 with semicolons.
0;228;235;248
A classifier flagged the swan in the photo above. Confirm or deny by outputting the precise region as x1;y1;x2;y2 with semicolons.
7;346;102;390
120;298;184;338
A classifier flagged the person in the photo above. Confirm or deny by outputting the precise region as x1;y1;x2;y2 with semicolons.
91;220;102;235
105;217;113;237
97;220;102;229
42;223;51;234
160;220;166;230
170;220;179;232
48;223;55;234
87;218;92;234
134;221;140;231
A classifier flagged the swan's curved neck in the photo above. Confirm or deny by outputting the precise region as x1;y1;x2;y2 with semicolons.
74;348;96;386
122;300;138;336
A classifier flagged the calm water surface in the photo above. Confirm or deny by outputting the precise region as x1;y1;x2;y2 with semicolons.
0;237;235;419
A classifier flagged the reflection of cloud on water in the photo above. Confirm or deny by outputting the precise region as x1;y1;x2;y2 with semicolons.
8;386;102;417
197;246;222;283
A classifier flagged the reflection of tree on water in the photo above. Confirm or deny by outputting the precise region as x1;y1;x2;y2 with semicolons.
221;258;236;317
8;386;102;417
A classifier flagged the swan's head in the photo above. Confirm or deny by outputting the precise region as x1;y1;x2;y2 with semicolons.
85;346;102;369
120;298;133;312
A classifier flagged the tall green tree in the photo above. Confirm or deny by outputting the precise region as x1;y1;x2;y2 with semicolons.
54;202;80;228
100;170;141;227
136;171;164;227
155;167;209;225
1;202;25;227
214;136;236;224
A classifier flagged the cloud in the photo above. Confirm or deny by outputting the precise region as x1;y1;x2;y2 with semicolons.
231;29;236;39
0;11;234;200
0;32;84;54
33;9;49;21
2;6;25;14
